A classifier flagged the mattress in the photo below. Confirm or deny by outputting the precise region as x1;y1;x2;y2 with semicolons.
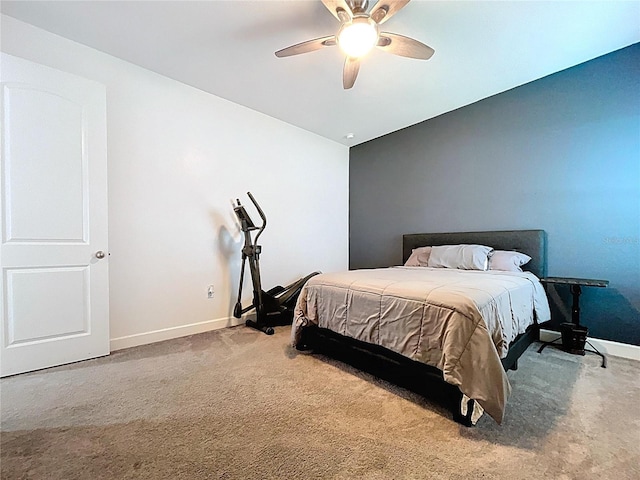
291;266;551;423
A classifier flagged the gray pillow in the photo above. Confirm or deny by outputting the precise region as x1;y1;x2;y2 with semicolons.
404;246;432;266
427;244;494;271
489;250;531;272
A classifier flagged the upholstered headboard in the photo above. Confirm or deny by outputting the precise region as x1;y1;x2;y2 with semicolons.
402;230;547;278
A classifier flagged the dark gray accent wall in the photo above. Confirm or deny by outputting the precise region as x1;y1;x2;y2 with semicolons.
349;43;640;346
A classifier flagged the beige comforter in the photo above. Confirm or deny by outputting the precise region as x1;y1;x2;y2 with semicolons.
291;267;550;423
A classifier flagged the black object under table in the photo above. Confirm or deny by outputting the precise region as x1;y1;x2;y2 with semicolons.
538;277;609;368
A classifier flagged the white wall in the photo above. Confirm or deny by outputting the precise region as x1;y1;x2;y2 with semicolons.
1;15;349;349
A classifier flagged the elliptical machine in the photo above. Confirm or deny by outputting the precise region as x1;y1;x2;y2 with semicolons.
232;192;320;335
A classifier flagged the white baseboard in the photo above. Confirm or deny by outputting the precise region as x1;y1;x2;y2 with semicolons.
540;328;640;362
110;315;246;352
110;323;640;362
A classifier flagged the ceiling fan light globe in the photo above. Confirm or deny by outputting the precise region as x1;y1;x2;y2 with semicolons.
338;16;378;58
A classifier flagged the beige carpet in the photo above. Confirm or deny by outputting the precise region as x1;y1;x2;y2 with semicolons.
1;325;639;480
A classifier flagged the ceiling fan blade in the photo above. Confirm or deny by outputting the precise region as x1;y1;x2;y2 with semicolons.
321;0;353;22
275;36;337;58
343;56;360;89
376;32;434;59
369;0;411;25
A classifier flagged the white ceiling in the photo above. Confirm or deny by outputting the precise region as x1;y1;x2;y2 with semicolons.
2;1;639;146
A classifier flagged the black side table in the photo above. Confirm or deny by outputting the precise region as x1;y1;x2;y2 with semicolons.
537;277;609;368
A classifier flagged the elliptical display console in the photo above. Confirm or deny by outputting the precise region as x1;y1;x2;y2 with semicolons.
233;192;320;335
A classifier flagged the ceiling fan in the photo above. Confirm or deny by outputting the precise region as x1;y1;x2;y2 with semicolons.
275;0;435;89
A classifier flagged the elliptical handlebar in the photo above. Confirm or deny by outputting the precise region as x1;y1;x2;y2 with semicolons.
247;191;267;244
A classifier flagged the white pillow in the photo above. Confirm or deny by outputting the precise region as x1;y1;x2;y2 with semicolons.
404;246;432;266
427;244;494;271
489;250;531;272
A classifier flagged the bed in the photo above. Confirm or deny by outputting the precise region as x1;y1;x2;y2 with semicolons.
290;230;551;425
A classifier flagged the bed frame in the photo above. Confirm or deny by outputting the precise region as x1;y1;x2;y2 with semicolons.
299;230;547;426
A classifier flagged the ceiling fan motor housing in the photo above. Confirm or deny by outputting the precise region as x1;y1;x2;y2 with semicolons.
347;0;370;14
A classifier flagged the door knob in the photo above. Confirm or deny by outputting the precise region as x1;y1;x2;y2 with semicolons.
95;251;106;259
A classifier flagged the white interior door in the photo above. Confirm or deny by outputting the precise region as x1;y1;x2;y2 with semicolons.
0;53;109;377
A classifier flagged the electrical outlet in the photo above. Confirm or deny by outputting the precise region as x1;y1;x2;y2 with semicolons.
207;285;214;298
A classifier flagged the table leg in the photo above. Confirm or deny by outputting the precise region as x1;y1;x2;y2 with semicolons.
570;284;582;326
